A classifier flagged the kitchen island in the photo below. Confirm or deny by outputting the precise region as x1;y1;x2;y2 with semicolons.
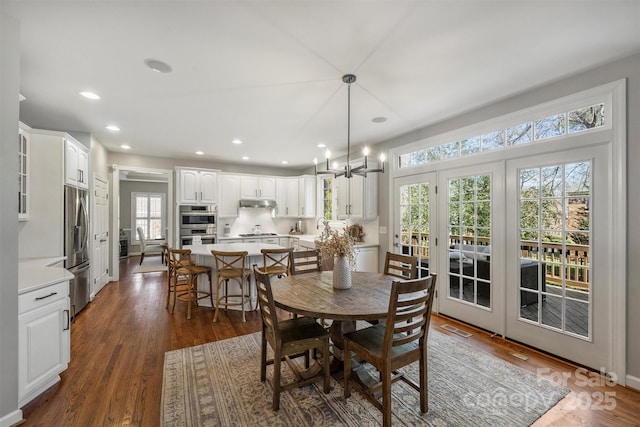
184;242;288;310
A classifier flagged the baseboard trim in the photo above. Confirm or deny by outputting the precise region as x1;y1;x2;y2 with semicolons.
625;374;640;391
0;409;23;427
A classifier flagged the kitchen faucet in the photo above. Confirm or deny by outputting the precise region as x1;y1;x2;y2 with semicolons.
316;217;328;230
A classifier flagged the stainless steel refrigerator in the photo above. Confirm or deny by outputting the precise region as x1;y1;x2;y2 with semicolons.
64;185;90;319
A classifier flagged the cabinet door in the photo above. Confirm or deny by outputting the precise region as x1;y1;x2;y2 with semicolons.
276;178;298;217
240;175;259;198
349;174;365;219
275;179;288;217
219;174;241;217
76;146;89;189
355;247;378;272
19;298;70;405
298;176;316;218
259;177;277;199
336;175;350;219
199;171;218;204
64;140;79;187
179;169;199;204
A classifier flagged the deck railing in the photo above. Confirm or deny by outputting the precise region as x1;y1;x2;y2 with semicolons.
401;233;590;291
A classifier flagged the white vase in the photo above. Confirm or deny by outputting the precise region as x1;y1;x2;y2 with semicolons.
333;255;352;289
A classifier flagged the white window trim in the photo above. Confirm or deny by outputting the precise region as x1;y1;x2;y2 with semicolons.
388;79;627;385
131;192;167;244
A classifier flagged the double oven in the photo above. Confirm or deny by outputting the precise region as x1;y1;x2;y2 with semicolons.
179;205;217;247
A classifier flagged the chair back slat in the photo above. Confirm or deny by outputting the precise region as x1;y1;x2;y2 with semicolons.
212;250;248;272
291;249;322;275
384;274;437;356
384;252;418;279
253;265;280;341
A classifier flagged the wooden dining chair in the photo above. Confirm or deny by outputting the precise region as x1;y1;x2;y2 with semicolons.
211;250;252;322
343;274;437;427
168;248;214;320
261;248;292;278
253;265;331;411
290;249;322;275
383;251;418;279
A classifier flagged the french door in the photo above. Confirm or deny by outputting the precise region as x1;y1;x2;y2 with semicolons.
437;162;504;334
392;173;436;283
505;145;611;370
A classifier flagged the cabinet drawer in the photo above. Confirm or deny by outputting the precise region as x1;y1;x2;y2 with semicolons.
19;281;69;314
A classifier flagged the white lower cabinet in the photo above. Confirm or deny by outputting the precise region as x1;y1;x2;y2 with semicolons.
18;280;71;407
354;247;378;273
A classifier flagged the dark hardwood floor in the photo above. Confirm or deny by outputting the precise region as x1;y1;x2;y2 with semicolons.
18;256;640;426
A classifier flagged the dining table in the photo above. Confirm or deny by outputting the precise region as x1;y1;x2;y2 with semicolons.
270;270;396;387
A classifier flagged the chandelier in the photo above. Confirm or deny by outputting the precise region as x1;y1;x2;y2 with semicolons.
315;74;385;179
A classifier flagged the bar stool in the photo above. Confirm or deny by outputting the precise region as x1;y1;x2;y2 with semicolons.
168;248;213;320
211;250;252;322
261;248;292;278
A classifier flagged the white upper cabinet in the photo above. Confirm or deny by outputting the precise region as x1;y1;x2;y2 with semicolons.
64;136;89;189
218;173;241;217
18;124;30;220
275;178;298;217
176;168;218;205
336;162;378;220
298;175;316;218
240;175;276;199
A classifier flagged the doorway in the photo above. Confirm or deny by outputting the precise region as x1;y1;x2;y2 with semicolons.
110;165;173;281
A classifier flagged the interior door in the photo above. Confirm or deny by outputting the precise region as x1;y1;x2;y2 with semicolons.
393;173;436;281
505;145;612;370
437;162;504;334
93;176;109;295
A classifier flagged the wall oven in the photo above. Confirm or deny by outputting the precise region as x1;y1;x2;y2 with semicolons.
179;205;217;247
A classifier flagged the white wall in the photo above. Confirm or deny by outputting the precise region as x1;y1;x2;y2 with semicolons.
0;8;23;427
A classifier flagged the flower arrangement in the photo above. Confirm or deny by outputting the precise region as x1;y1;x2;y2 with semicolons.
315;228;356;264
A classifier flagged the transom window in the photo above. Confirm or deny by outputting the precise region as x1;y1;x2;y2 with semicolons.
399;103;605;169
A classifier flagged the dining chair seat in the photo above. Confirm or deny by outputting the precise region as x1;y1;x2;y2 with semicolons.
343;274;437;427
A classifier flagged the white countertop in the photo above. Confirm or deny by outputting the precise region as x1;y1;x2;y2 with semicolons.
184;242;287;257
19;257;74;294
217;233;378;249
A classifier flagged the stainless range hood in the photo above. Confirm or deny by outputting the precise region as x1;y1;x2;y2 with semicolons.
238;199;277;209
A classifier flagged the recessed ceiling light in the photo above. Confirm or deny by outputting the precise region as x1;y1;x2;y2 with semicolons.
372;116;387;123
144;58;172;73
317;143;326;148
195;151;204;155
80;91;100;100
242;156;249;160
232;139;243;145
121;144;131;150
281;160;288;165
106;125;120;131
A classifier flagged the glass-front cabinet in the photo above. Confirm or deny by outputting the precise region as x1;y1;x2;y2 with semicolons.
18;124;29;221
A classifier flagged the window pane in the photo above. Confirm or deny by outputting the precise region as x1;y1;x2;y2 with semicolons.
507;122;533;145
460;136;481;155
568;103;605;133
535;113;566;140
149;197;162;217
520;169;540;198
565;162;590;194
541;166;563;197
136;196;148;217
481;130;504;151
440;141;460;159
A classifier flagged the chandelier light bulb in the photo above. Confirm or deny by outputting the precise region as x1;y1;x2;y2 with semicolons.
380;153;386;162
363;146;370;156
325;149;331;159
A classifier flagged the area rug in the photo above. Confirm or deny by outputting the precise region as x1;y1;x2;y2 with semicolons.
133;262;167;274
161;330;568;426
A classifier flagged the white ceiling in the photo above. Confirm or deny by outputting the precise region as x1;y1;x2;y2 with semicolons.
6;1;640;169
